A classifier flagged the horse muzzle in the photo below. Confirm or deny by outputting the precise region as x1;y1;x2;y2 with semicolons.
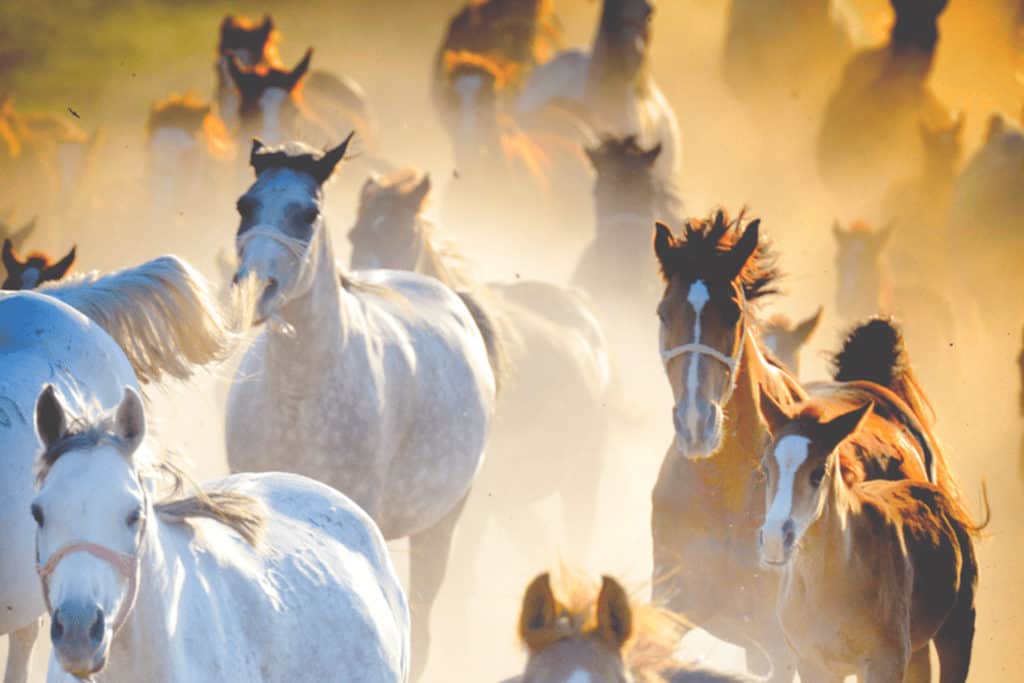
51;600;110;677
672;401;723;460
758;520;796;568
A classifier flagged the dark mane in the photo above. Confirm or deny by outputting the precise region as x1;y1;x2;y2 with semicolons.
147;94;211;137
250;140;345;180
35;413;122;486
658;208;782;302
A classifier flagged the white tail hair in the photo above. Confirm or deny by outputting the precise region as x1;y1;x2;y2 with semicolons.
42;256;235;383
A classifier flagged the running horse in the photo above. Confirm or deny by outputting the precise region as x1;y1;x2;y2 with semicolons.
516;0;683;212
757;308;823;378
650;209;804;680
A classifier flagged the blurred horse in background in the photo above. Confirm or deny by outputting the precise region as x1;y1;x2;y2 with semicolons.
757;307;823;377
1;238;75;290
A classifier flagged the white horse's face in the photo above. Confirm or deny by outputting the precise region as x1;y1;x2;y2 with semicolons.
33;387;147;679
235;167;323;322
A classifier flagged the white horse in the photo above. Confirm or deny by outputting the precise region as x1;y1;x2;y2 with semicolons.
515;0;682;206
0;257;231;683
32;384;409;682
227;137;501;679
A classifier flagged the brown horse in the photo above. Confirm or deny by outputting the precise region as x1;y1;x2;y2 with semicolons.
1;238;75;290
757;391;983;683
650;209;804;681
432;0;563;131
757;308;823;378
506;570;754;683
817;0;951;208
349;169;611;566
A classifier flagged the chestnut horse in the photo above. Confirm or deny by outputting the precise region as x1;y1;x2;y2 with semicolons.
1;238;75;290
650;209;804;680
757;392;983;683
506;570;754;683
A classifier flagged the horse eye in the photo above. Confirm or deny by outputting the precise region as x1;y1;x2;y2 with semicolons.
236;199;253;218
30;503;44;527
809;466;825;488
126;507;142;527
302;207;319;224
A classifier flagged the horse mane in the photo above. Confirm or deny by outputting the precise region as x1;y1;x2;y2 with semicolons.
443;49;522;89
36;413;265;546
41;255;234;384
657;208;782;303
250;140;341;181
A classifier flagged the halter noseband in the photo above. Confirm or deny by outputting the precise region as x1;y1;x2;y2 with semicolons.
36;486;148;638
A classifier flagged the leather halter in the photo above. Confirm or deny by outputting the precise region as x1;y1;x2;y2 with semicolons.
36;493;147;638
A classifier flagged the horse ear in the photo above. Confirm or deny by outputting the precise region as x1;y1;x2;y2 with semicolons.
410;174;432;207
313;132;353;184
250;139;266;174
115;386;146;454
758;390;792;435
595;576;633;650
794;307;824;345
951;111;965;138
2;238;18;272
986;113;1006;144
227;54;249;89
643;143;663;167
42;245;76;283
724;218;760;281
259;14;275;38
875;224;894;250
819;402;873;452
653;222;675;275
831;219;844;241
35;385;67;450
519;573;561;652
584;145;602;170
287;48;313;91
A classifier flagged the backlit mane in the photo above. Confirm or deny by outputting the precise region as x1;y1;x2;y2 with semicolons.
147;94;234;161
444;49;522;90
36;412;265;546
251;140;343;180
657;209;782;302
218;14;282;66
524;569;694;683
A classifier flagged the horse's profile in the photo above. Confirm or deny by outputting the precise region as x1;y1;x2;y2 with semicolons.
817;0;951;207
432;0;563;133
33;384;409;682
758;308;823;377
515;0;683;207
0;264;230;683
505;570;754;683
1;238;75;290
146;93;235;218
227;138;502;679
350;169;611;563
757;389;983;683
649;209;804;681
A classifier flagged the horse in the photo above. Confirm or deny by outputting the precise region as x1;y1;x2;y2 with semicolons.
226;138;503;680
757;390;983;683
832;219;958;394
757;308;823;378
515;0;683;208
1;238;75;290
0;259;231;683
146;93;236;221
32;384;409;682
649;209;805;681
0;214;37;252
817;0;951;209
349;168;611;566
438;50;592;239
432;0;564;133
722;0;852;126
504;570;755;683
216;14;377;149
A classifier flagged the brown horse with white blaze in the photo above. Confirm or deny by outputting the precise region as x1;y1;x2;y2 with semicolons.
650;210;804;681
757;392;983;683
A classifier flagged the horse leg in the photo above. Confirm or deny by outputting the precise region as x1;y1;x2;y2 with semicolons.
4;618;41;683
903;646;931;683
795;660;843;683
933;605;976;683
408;493;469;682
745;632;798;683
861;649;910;683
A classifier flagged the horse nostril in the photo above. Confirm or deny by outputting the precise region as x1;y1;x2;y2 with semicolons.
758;529;764;548
782;519;796;550
89;608;105;643
51;610;64;642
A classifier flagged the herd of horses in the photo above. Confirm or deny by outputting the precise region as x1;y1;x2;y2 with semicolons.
0;1;1021;682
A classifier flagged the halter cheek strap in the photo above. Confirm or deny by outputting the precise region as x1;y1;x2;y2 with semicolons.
36;492;147;638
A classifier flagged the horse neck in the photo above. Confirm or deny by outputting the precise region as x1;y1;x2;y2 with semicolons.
589;17;649;94
791;462;854;582
594;182;654;237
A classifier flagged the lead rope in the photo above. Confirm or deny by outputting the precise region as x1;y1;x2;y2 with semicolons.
236;222;322;337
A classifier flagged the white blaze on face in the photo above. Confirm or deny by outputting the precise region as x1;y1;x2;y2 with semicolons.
259;88;289;144
685;280;710;438
762;435;810;559
564;670;594;683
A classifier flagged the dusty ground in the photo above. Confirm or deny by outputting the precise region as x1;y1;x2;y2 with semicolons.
1;0;1021;680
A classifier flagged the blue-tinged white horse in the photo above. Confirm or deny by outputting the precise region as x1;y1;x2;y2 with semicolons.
227;136;503;680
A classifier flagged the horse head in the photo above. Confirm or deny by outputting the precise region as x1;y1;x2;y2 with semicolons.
349;168;431;271
832;220;892;321
2;239;76;290
227;49;312;144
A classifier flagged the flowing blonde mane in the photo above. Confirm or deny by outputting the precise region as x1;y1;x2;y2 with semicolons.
41;255;235;383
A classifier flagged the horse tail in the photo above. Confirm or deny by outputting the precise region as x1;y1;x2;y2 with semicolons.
831;316;935;427
457;289;509;396
41;255;234;383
